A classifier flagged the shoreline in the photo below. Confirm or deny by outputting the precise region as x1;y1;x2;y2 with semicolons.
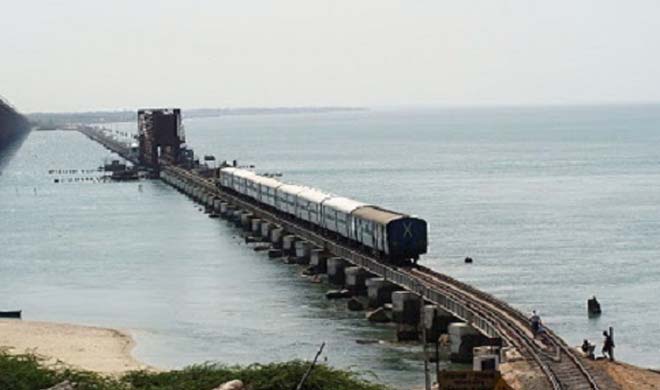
1;319;659;389
0;319;152;374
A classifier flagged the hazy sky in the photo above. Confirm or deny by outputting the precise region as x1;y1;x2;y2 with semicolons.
3;0;660;112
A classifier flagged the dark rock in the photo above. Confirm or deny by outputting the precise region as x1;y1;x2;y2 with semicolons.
355;339;380;345
366;307;391;323
294;256;310;265
253;244;270;252
347;298;365;311
301;266;316;276
326;289;351;300
588;296;602;316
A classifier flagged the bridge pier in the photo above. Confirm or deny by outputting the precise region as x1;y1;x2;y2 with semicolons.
294;241;312;264
213;198;222;213
282;235;300;257
222;205;236;219
260;222;275;240
366;278;400;308
270;228;284;248
205;194;215;208
309;249;328;273
448;322;500;363
251;218;262;236
422;305;458;343
239;212;254;230
327;257;349;285
345;267;371;295
219;202;230;217
392;291;421;341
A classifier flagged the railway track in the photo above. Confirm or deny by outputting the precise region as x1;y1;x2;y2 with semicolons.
166;164;619;390
408;266;619;390
73;128;619;390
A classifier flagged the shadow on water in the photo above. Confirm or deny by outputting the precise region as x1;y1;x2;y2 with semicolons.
0;135;29;171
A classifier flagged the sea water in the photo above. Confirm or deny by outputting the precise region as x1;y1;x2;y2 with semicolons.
1;105;660;388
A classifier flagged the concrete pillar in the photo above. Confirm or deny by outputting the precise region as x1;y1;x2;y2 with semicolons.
392;291;421;341
224;206;237;220
366;278;400;308
473;346;500;371
345;267;371;295
435;307;458;334
270;228;284;248
422;305;444;343
294;241;312;264
260;222;274;240
448;322;497;363
240;212;254;230
327;257;348;285
282;235;299;256
251;218;262;235
232;208;245;227
220;202;229;216
310;249;328;273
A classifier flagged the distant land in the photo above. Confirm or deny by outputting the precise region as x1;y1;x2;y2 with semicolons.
27;106;366;128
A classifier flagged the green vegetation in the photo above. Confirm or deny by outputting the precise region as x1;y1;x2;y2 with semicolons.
0;351;390;390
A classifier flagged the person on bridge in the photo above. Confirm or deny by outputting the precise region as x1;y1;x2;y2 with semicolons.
581;339;595;359
602;330;615;361
530;310;541;336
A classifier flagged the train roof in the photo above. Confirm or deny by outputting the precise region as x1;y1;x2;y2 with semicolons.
322;196;369;213
297;188;332;203
220;167;239;174
233;169;258;179
352;205;407;224
251;175;283;189
277;183;307;195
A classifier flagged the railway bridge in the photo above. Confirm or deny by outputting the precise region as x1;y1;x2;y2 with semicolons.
77;125;620;390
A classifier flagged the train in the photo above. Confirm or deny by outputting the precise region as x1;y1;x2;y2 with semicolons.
218;167;428;265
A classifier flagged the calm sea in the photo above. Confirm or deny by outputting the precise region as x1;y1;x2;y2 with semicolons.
1;105;659;387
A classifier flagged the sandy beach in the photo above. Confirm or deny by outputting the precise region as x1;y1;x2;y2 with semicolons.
0;319;151;374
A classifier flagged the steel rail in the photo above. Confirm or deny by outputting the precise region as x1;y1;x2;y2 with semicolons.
163;164;606;390
72;129;608;389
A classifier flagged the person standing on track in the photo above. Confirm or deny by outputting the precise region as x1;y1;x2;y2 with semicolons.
530;310;541;336
602;330;615;361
